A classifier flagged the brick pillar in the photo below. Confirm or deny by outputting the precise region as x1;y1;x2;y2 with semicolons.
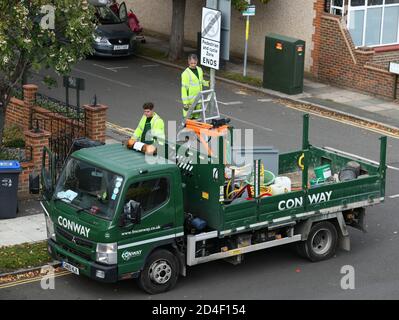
23;84;38;131
24;129;51;173
311;0;328;78
83;104;108;143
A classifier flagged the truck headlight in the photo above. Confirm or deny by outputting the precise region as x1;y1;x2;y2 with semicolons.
96;243;117;265
45;215;56;242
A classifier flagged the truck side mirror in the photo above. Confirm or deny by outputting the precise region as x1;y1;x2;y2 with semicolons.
41;147;56;200
121;200;142;227
42;169;54;200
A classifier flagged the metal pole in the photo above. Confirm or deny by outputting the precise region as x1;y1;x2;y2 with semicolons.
302;114;310;150
379;136;387;198
394;74;398;100
208;0;218;91
243;0;251;77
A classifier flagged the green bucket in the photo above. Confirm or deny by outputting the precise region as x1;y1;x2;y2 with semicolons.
246;170;275;186
314;164;332;181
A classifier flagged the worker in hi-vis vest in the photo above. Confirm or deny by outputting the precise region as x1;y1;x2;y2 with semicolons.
133;102;165;145
181;54;210;119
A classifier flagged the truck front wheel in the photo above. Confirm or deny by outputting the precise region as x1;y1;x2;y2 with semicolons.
296;221;338;262
138;249;179;295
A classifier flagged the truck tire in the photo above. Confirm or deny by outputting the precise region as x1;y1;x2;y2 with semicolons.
297;221;338;262
138;249;179;295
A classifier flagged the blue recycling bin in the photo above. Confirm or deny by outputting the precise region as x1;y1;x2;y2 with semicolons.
0;161;21;219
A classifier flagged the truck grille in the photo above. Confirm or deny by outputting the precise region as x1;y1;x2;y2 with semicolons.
59;244;91;263
57;227;94;249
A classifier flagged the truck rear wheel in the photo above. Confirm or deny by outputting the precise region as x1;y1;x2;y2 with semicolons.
138;249;179;295
296;221;338;262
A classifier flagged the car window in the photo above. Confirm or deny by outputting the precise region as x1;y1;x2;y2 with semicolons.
95;6;121;24
124;178;170;217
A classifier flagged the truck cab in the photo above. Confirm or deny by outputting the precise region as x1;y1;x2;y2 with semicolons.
41;143;185;292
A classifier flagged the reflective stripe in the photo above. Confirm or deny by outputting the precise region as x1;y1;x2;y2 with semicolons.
189;83;201;87
118;233;180;249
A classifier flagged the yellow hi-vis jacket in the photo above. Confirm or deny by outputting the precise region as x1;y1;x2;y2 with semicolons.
181;67;209;118
133;112;165;144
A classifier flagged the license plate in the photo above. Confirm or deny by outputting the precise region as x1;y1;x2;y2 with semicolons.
114;45;129;50
62;261;80;275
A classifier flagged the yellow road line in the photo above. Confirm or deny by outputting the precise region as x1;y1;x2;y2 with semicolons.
0;271;71;290
106;122;135;136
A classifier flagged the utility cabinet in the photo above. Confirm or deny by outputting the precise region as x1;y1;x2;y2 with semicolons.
263;34;305;95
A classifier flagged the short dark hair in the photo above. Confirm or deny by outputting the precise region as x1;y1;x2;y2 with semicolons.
188;53;198;61
143;102;154;110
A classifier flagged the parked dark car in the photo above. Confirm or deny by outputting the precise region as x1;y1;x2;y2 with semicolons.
89;0;137;57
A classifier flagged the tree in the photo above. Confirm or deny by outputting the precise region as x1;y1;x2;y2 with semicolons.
0;0;96;143
169;0;186;61
168;0;271;61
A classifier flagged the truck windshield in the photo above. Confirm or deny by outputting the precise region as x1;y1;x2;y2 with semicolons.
54;158;123;221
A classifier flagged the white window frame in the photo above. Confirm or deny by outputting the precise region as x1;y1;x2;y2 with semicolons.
330;0;346;16
347;0;399;47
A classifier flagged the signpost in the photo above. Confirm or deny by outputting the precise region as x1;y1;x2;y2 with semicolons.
389;62;399;99
201;6;222;90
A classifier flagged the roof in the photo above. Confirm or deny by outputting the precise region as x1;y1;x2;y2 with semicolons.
267;33;304;44
72;143;177;178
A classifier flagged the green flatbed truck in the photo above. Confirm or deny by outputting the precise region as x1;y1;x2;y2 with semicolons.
38;115;387;294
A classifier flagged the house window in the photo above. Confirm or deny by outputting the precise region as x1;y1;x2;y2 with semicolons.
330;0;346;16
348;0;399;47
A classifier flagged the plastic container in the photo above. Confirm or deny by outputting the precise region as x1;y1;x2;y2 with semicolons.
262;170;276;186
314;164;332;181
339;167;358;182
271;176;291;195
0;161;21;219
310;178;325;187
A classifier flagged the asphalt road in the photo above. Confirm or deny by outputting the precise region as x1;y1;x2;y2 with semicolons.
2;55;399;300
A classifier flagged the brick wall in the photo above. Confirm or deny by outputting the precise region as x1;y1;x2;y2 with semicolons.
311;0;326;77
4;85;108;198
5;98;26;129
316;14;398;100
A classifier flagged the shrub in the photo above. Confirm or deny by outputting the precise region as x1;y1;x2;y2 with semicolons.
2;124;25;148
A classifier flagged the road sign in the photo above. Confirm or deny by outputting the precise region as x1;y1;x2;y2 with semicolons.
201;38;220;70
243;5;256;16
202;7;222;42
201;7;221;71
389;62;399;75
